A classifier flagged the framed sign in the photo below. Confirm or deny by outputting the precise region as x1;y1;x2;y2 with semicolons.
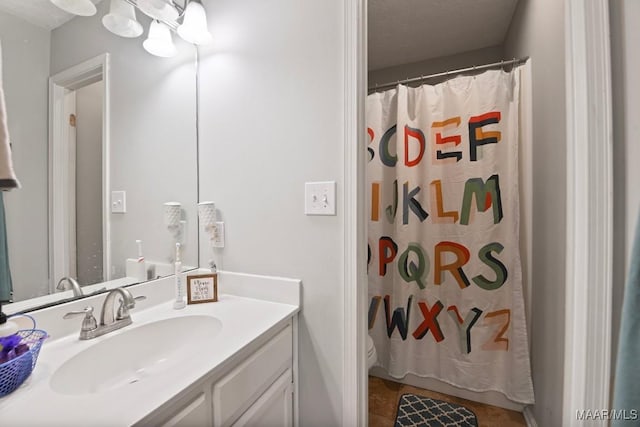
187;273;218;304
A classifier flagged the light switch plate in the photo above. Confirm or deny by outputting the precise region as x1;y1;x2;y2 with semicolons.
111;191;126;213
305;181;336;215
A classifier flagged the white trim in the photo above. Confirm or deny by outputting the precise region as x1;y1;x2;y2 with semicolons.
563;0;613;425
519;60;533;347
102;55;111;280
49;54;110;289
48;82;70;291
343;0;367;426
523;406;538;427
67;91;77;278
292;315;299;427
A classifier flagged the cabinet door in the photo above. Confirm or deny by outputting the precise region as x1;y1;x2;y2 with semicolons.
213;324;292;426
231;369;293;427
158;392;210;427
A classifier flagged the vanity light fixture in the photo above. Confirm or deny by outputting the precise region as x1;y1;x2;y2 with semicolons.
143;20;177;57
50;0;97;16
137;0;179;23
177;0;213;45
50;0;213;57
102;0;144;38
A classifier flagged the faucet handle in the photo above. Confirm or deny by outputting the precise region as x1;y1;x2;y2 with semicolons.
64;306;98;332
116;295;146;320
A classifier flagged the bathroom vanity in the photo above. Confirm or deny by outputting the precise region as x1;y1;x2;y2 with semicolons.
0;271;300;427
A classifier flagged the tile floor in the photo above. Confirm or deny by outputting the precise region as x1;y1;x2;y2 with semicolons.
368;376;526;427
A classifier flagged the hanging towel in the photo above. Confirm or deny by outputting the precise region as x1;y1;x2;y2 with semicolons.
0;193;11;302
613;209;640;424
0;41;20;190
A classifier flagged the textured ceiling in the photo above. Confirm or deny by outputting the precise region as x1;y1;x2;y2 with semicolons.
0;0;104;30
369;0;519;71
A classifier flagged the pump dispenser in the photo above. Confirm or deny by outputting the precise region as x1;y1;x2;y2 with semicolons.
0;302;18;338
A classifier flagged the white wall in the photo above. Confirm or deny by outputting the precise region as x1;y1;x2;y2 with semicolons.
50;0;198;277
368;45;504;87
504;0;567;425
75;80;103;285
197;0;345;424
609;0;640;384
0;11;51;301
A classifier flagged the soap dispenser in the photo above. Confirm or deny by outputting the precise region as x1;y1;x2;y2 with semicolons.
0;302;18;338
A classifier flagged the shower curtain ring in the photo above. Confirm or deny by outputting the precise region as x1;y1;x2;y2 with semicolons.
501;60;505;70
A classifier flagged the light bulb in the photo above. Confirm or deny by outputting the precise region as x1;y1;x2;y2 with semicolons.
143;20;177;58
102;0;143;38
177;0;213;45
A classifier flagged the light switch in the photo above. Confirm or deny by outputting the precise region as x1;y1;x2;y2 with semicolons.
305;181;336;215
111;191;126;213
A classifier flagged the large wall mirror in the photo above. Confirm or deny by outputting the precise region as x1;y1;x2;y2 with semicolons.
0;0;198;312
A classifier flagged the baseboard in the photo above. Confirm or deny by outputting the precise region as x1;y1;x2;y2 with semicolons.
523;406;537;427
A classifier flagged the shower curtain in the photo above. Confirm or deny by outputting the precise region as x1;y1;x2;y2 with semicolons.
366;68;534;404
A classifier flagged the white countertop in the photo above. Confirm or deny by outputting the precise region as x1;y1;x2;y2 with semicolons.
0;271;300;427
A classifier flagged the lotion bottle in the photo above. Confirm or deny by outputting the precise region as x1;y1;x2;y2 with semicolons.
0;303;18;338
173;243;186;309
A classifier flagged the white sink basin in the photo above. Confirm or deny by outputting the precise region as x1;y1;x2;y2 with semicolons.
50;315;222;395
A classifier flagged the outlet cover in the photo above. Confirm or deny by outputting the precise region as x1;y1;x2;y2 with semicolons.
305;181;336;215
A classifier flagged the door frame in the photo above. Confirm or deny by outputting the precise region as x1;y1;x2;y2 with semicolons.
343;0;367;425
48;53;111;290
563;0;613;425
342;0;614;425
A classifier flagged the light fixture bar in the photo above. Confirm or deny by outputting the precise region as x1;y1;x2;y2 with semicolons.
122;0;185;31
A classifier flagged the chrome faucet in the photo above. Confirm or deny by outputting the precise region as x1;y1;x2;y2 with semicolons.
57;277;83;297
64;287;146;340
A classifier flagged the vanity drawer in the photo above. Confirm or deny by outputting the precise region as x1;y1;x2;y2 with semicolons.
213;323;292;427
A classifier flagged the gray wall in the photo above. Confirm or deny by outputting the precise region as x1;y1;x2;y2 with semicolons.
0;10;50;301
504;0;567;425
368;46;504;88
50;0;198;277
609;0;640;386
197;0;345;424
75;80;103;285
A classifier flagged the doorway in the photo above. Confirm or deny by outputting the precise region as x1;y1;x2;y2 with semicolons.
49;54;110;292
343;1;614;426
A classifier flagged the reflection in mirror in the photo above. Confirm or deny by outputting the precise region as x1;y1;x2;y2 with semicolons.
0;0;198;312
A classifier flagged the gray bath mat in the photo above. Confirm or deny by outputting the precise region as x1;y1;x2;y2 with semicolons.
394;393;478;427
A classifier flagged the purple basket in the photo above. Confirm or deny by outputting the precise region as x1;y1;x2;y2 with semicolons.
0;329;47;397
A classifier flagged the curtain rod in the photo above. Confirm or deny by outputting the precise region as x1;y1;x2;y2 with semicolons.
368;57;529;93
